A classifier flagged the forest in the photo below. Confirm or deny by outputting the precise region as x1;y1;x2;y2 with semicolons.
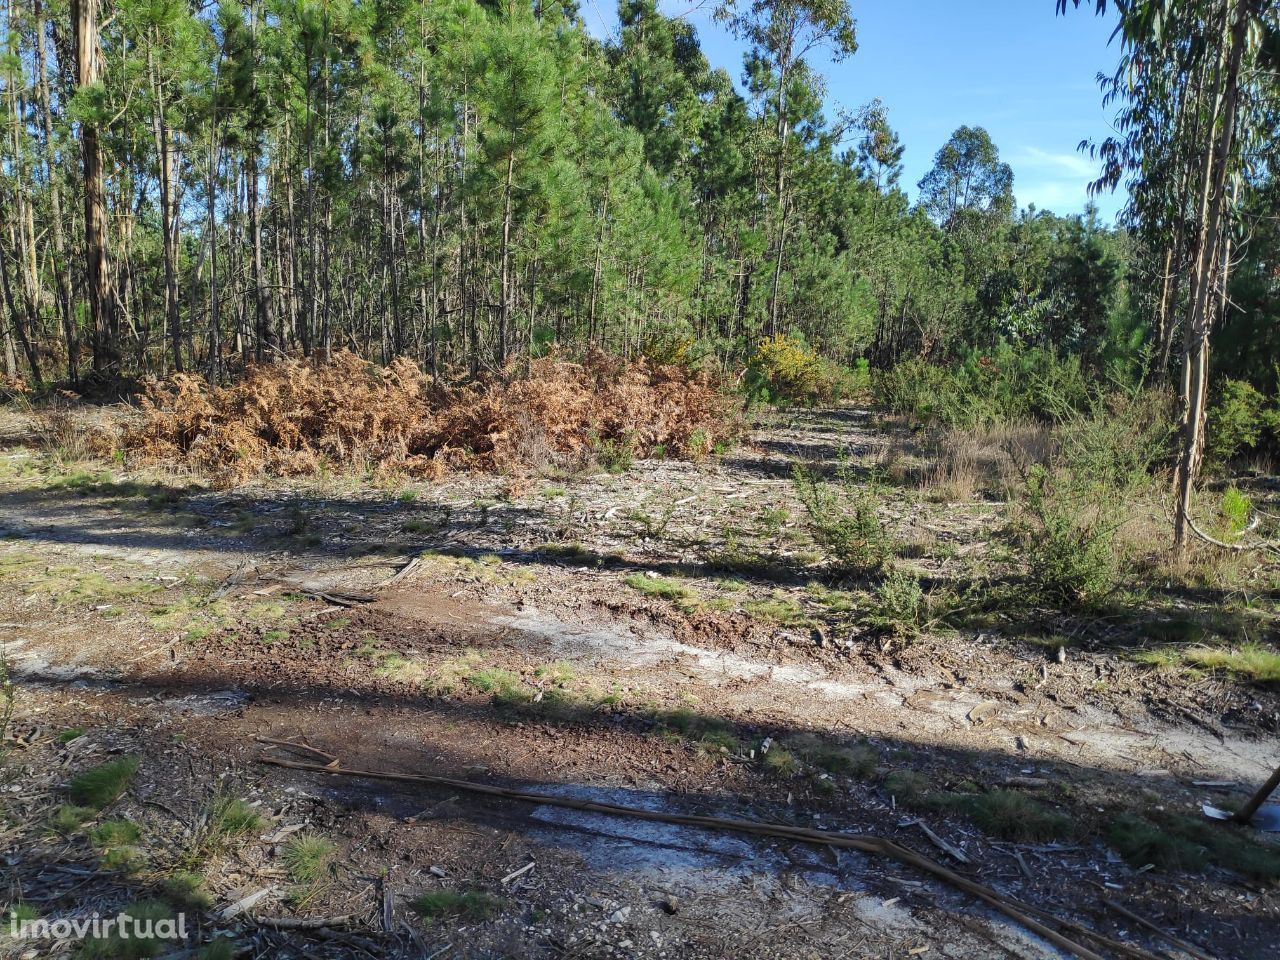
0;0;1139;379
1;0;1280;958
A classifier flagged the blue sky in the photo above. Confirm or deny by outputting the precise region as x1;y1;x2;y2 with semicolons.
584;0;1126;220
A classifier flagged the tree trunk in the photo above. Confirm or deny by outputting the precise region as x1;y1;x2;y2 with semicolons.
34;0;77;383
1173;0;1249;551
73;0;116;374
497;149;515;368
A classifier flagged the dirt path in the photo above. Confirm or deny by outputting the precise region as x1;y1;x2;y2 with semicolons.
2;408;1277;959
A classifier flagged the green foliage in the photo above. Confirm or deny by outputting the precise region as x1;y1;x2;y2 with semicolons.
744;335;850;406
208;796;264;840
760;746;798;778
1219;486;1251;538
6;903;39;936
47;803;95;835
1020;466;1122;608
785;733;877;778
69;757;140;809
872;568;926;632
283;833;337;885
875;345;1089;428
160;870;214;909
411;890;503;922
1207;379;1278;465
960;790;1071;843
656;707;739;752
91;819;147;872
793;465;891;575
590;432;635;474
80;901;177;959
624;573;692;600
1105;808;1280;881
1185;643;1280;684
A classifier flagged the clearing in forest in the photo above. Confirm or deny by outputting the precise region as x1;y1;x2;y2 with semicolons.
1;403;1277;959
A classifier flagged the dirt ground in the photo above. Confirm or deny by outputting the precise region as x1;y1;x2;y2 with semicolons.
1;407;1277;959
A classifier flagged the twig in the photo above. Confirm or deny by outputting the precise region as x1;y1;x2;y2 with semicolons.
500;861;536;884
254;915;354;930
909;820;969;864
255;737;339;766
219;885;277;920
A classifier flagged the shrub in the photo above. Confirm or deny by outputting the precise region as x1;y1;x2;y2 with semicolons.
745;335;849;406
1206;379;1270;465
793;465;892;575
1019;466;1123;608
125;350;741;485
875;345;1089;428
873;568;926;632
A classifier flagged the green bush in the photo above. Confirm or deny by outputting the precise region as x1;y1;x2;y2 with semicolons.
1020;466;1123;608
793;465;892;575
744;335;852;406
1207;378;1276;465
874;344;1089;428
873;568;926;632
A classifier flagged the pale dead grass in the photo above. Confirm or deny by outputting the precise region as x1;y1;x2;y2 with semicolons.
918;421;1052;502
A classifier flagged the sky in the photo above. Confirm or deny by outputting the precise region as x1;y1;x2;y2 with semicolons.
584;0;1127;220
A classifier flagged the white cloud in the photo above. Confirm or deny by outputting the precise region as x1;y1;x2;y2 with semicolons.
1017;180;1086;211
1021;146;1098;178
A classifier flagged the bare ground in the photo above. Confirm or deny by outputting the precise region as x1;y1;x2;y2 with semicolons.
1;407;1277;959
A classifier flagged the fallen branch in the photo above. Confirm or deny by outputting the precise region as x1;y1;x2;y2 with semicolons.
255;736;339;766
259;751;1164;960
1100;899;1216;960
1186;511;1277;554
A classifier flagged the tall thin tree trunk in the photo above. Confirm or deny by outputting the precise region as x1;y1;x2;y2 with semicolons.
496;150;515;367
1174;0;1249;550
34;0;77;383
73;0;116;374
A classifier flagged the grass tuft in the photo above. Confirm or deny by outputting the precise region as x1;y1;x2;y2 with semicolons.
410;889;503;922
283;833;337;885
209;796;264;839
1106;809;1280;881
786;733;878;779
80;900;176;959
960;790;1072;843
69;757;139;809
159;870;214;909
624;573;692;600
760;747;798;778
1184;643;1280;683
47;803;95;835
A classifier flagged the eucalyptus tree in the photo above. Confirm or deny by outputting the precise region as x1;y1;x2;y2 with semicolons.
917;125;1014;231
1061;0;1279;549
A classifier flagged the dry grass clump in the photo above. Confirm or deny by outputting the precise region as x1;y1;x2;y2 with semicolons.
124;350;738;486
921;421;1051;501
